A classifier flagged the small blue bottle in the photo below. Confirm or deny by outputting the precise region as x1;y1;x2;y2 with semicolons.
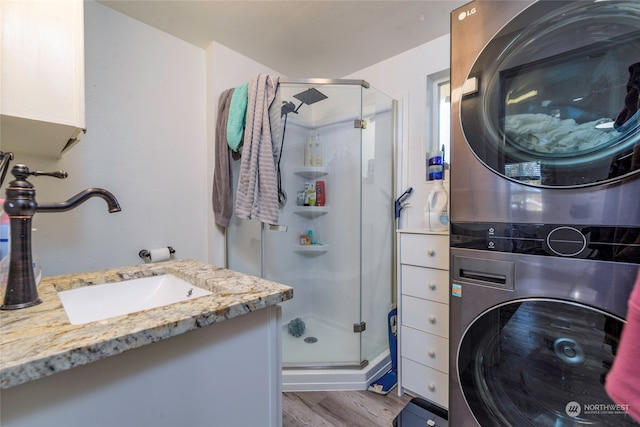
427;150;444;180
0;201;9;261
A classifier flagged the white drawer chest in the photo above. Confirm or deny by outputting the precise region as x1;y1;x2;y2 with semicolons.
397;229;449;409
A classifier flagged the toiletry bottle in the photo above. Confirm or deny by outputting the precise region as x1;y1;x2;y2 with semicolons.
313;133;323;167
316;181;325;206
305;136;314;167
0;200;9;261
308;230;315;245
304;182;315;206
0;202;8;288
428;150;444;180
308;188;317;206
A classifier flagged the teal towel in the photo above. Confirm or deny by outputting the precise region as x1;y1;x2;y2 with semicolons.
227;82;249;151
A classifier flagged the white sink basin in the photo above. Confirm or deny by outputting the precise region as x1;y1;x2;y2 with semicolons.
57;274;213;325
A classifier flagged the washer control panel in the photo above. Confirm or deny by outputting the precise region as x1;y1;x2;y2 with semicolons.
451;222;639;263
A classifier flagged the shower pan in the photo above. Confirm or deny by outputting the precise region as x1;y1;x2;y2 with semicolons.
226;78;397;390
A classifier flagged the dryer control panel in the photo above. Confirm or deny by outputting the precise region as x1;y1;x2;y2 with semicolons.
451;222;639;263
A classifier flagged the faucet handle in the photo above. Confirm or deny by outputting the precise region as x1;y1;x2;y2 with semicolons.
30;170;68;179
11;165;68;181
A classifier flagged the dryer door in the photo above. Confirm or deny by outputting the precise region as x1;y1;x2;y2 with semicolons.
457;299;637;426
460;0;640;188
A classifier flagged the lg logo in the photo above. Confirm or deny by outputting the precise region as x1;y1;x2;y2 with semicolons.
565;401;582;417
458;7;477;21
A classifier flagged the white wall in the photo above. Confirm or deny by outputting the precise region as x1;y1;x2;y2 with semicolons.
346;35;451;229
10;1;207;276
8;2;452;277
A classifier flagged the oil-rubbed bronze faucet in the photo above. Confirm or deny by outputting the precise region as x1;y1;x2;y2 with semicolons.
1;164;121;310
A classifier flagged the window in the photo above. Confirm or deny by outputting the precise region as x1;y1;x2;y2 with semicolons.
427;70;451;180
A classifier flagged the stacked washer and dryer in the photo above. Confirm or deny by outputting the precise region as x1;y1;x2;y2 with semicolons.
449;1;640;426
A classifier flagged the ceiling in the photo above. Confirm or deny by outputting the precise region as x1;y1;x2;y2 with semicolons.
97;0;467;78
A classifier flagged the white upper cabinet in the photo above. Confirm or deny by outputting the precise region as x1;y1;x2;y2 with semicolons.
1;0;85;158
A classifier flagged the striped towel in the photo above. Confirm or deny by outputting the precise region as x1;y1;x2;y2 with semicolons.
235;74;280;224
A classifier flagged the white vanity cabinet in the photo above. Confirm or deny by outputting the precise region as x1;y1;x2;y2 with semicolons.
398;229;449;409
1;0;85;158
2;305;284;427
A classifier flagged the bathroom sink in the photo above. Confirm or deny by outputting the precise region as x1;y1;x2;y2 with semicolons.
57;274;213;325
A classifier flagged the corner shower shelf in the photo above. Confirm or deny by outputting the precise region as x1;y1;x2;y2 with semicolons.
293;167;328;180
293;244;329;255
293;206;330;219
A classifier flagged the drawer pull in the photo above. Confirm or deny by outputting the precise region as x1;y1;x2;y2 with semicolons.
428;382;436;391
427;249;436;257
428;283;436;290
428;349;436;358
428;315;437;324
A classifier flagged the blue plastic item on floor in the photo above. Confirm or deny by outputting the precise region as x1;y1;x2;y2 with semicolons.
368;307;397;395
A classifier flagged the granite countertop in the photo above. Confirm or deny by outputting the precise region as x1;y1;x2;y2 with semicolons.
0;259;293;390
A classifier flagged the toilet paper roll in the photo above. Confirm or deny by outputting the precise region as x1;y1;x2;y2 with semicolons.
149;248;171;262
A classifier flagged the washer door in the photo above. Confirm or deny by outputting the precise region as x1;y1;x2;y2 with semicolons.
458;299;638;426
460;0;640;188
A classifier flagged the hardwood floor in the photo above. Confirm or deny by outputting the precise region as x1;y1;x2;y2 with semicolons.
283;390;413;427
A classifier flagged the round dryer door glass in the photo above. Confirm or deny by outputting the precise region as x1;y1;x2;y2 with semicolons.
460;0;640;188
457;299;637;426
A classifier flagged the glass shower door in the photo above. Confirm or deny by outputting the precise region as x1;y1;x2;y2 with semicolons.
359;85;396;368
268;82;365;368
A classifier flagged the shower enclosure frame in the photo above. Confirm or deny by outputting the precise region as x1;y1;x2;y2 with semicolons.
225;77;398;387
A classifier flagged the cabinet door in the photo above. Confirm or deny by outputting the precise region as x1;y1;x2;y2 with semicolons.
401;357;449;409
401;325;448;374
400;234;449;270
1;0;85;158
401;295;448;338
401;265;449;304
